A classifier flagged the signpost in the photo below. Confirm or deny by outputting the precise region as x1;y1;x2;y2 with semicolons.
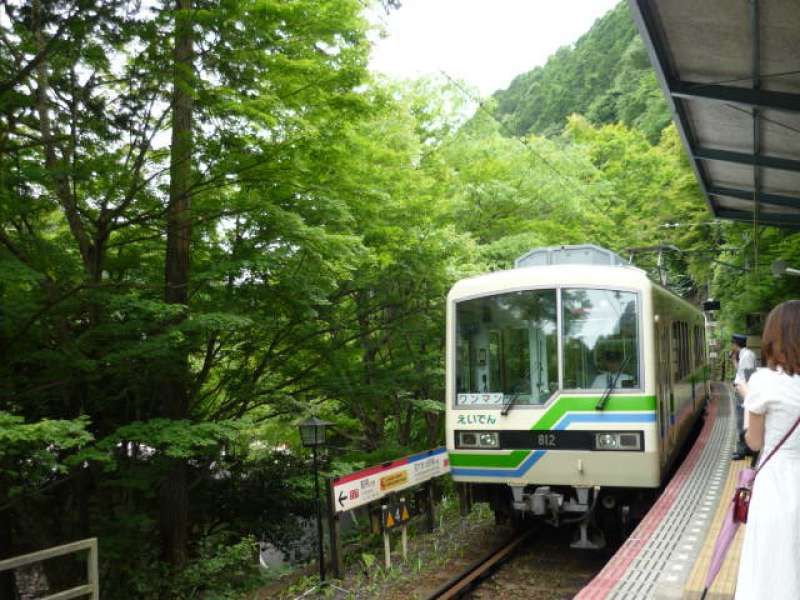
379;497;412;568
381;504;392;568
331;447;449;514
327;447;449;577
399;497;410;561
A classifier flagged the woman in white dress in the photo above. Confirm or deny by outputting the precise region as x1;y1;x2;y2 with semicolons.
735;300;800;600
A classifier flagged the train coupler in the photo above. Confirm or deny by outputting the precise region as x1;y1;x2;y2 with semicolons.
571;520;606;550
568;486;605;550
511;485;564;518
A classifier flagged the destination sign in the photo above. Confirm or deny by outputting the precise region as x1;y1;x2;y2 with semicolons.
457;393;504;405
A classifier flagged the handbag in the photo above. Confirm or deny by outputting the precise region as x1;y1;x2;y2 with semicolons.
732;412;800;524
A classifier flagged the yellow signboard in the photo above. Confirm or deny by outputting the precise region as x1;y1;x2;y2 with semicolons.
400;503;410;522
380;470;409;492
384;511;395;529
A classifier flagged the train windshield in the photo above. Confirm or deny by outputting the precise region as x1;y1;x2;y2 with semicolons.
561;289;639;390
455;290;558;406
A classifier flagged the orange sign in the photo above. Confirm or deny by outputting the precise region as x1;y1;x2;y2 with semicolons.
400;503;410;522
384;511;395;529
380;470;409;491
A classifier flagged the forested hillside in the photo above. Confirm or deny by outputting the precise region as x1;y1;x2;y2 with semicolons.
493;2;670;141
2;1;800;598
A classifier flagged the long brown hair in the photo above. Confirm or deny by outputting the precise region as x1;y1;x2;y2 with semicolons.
761;300;800;375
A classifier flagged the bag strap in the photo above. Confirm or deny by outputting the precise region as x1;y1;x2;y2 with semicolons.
755;412;800;475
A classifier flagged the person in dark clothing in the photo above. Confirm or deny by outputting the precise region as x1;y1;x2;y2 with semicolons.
732;333;757;460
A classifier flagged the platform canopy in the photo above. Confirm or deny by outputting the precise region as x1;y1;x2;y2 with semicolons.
628;0;800;228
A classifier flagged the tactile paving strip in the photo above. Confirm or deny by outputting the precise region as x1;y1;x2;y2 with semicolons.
682;458;748;599
576;384;736;600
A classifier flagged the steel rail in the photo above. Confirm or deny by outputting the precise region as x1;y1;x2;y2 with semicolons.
424;527;536;600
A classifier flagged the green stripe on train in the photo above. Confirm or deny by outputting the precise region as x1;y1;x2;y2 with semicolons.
449;394;656;469
449;450;530;468
532;394;656;430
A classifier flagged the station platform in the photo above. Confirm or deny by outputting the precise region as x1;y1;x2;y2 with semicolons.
576;383;742;600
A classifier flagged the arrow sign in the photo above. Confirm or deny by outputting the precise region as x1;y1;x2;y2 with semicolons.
338;491;347;507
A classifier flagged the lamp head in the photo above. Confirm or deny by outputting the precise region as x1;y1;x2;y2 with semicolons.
298;416;331;447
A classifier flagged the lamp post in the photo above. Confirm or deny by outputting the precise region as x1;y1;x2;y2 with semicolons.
298;416;331;582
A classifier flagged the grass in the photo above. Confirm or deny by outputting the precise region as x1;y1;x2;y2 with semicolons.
254;493;501;600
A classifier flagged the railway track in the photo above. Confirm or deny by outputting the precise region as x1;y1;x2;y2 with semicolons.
420;412;705;600
423;527;536;600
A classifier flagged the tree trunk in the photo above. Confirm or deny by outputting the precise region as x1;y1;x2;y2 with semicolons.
397;401;413;446
425;412;442;447
160;0;193;569
355;291;386;450
32;0;93;275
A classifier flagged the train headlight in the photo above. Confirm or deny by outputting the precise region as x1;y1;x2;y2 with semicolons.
459;432;478;447
594;432;642;451
479;433;499;448
457;431;499;449
596;433;618;449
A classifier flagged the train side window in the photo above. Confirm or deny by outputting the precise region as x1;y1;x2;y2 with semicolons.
561;289;640;391
673;321;681;380
671;321;693;381
694;325;705;366
683;323;690;375
681;322;687;377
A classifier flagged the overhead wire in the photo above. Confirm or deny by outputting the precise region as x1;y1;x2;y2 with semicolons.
364;2;618;210
438;69;727;277
437;69;603;208
680;68;800;89
722;102;800;138
366;4;721;268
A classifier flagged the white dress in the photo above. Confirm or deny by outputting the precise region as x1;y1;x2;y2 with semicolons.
735;367;800;599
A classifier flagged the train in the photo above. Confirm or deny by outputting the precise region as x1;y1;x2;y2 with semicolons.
445;245;709;548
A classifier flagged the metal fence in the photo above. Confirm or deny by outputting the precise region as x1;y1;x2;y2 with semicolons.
0;538;98;600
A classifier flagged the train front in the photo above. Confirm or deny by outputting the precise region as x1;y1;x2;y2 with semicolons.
445;246;659;548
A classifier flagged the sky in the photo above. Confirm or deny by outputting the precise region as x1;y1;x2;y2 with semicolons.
369;0;621;96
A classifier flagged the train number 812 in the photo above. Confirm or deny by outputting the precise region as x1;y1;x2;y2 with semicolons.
537;433;556;448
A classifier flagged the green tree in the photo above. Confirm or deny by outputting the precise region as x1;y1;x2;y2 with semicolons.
492;3;667;138
1;0;374;593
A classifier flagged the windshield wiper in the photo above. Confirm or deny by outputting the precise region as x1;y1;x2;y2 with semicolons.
596;354;632;411
501;373;530;416
501;392;520;416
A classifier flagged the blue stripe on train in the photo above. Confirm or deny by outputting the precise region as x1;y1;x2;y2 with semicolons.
450;412;656;478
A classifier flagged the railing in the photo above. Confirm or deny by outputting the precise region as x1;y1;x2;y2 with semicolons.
0;538;98;600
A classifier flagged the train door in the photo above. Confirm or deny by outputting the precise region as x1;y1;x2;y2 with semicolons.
655;321;673;463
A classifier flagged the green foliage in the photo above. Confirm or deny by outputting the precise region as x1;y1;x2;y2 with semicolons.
172;537;263;600
493;2;669;141
0;412;92;504
126;536;263;600
360;552;376;570
1;0;385;595
0;412;91;455
96;419;244;460
708;227;800;334
1;0;789;597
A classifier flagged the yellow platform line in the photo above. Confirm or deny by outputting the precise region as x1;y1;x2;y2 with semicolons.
683;459;750;599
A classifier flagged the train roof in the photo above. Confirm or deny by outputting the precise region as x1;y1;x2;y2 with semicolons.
514;244;627;268
449;264;701;316
449;245;702;315
448;263;652;302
